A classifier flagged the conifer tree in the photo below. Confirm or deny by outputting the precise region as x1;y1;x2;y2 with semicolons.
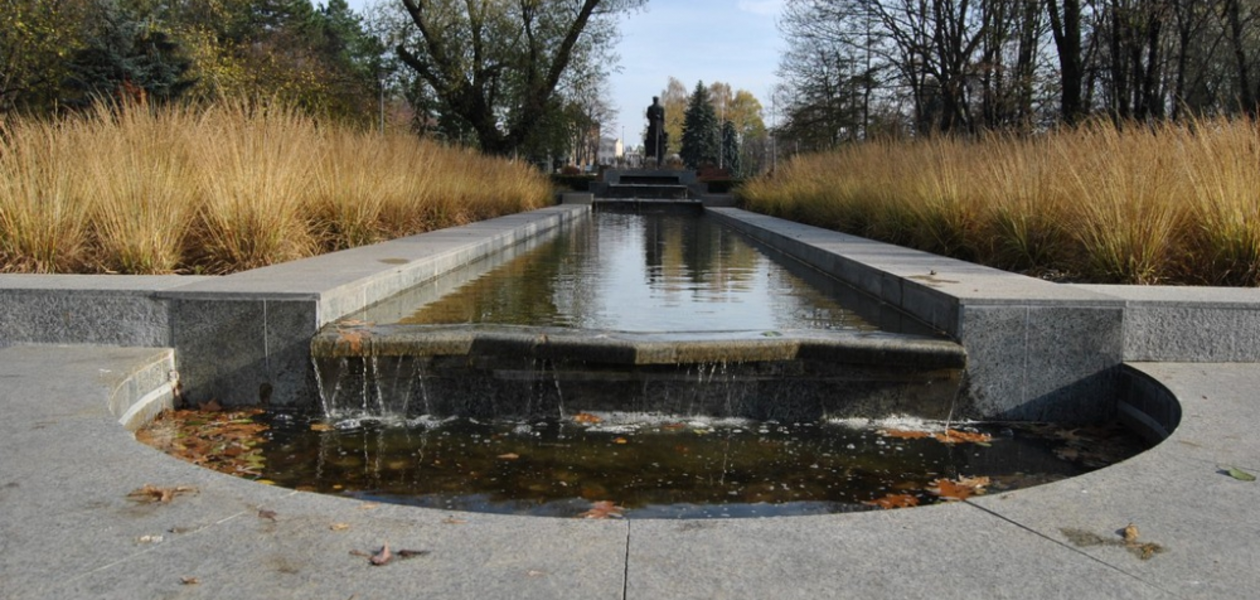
680;81;719;168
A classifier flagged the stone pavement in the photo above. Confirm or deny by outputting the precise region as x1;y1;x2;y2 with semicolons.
2;345;1256;599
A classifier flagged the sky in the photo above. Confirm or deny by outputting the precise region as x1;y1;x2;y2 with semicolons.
344;0;786;145
607;1;786;143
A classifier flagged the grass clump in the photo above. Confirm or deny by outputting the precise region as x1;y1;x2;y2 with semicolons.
741;118;1260;286
0;101;552;274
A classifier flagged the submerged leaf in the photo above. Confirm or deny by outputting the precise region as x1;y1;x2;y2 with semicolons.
934;429;993;445
578;500;624;519
926;476;990;501
863;493;920;510
879;429;933;440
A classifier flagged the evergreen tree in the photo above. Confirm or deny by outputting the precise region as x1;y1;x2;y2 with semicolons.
721;120;741;176
680;81;719;168
63;0;194;109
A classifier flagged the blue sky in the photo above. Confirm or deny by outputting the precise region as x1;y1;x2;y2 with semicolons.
609;1;785;141
345;1;785;142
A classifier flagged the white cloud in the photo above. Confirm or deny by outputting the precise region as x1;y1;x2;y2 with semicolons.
737;0;784;16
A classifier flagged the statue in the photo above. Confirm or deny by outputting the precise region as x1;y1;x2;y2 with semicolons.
644;96;667;162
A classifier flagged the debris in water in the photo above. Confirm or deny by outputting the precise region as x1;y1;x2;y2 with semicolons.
926;476;989;501
863;493;920;510
578;500;624;519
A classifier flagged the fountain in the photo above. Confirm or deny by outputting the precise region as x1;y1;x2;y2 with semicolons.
276;207;1146;518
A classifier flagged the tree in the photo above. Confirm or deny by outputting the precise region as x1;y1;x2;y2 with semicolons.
681;80;719;168
721;120;741;175
62;0;195;108
660;76;688;155
1;0;90;114
396;0;644;155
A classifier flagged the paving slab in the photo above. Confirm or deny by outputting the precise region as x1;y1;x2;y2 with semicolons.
968;363;1260;599
626;504;1172;599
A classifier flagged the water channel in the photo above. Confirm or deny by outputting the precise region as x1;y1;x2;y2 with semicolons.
257;208;1148;518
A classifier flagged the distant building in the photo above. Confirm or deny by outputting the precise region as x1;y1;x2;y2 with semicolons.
598;136;623;165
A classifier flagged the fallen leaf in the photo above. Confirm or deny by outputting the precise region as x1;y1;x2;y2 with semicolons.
613;437;628;445
337;328;370;353
934;429;993;445
310;423;334;432
497;453;520;460
198;399;223;412
1223;466;1257;482
578;500;624;519
1062;526;1167;561
926;476;989;501
573;412;603;424
128;484;198;504
358;502;380;510
330;523;350;531
370;542;392;566
863;493;920;510
258;509;278;521
441;516;467;525
180;576;200;585
1122;523;1139;543
1131;542;1166;560
879;429;933;440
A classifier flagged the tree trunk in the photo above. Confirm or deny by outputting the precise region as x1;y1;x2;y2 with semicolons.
1048;0;1086;123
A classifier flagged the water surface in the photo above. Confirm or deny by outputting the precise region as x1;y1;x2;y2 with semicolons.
380;210;897;333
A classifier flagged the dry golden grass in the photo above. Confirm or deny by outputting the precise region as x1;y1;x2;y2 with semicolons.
0;101;552;274
742;118;1260;285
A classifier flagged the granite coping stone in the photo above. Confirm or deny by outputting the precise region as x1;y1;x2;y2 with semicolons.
2;345;1257;599
310;323;967;368
709;208;1124;307
159;205;585;302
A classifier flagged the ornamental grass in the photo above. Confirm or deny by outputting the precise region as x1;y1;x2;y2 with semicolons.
0;101;551;274
741;118;1260;286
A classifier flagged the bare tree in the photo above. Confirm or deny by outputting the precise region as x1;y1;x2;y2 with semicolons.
396;0;644;155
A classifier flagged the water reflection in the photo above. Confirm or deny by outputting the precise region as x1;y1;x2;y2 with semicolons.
398;211;881;332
